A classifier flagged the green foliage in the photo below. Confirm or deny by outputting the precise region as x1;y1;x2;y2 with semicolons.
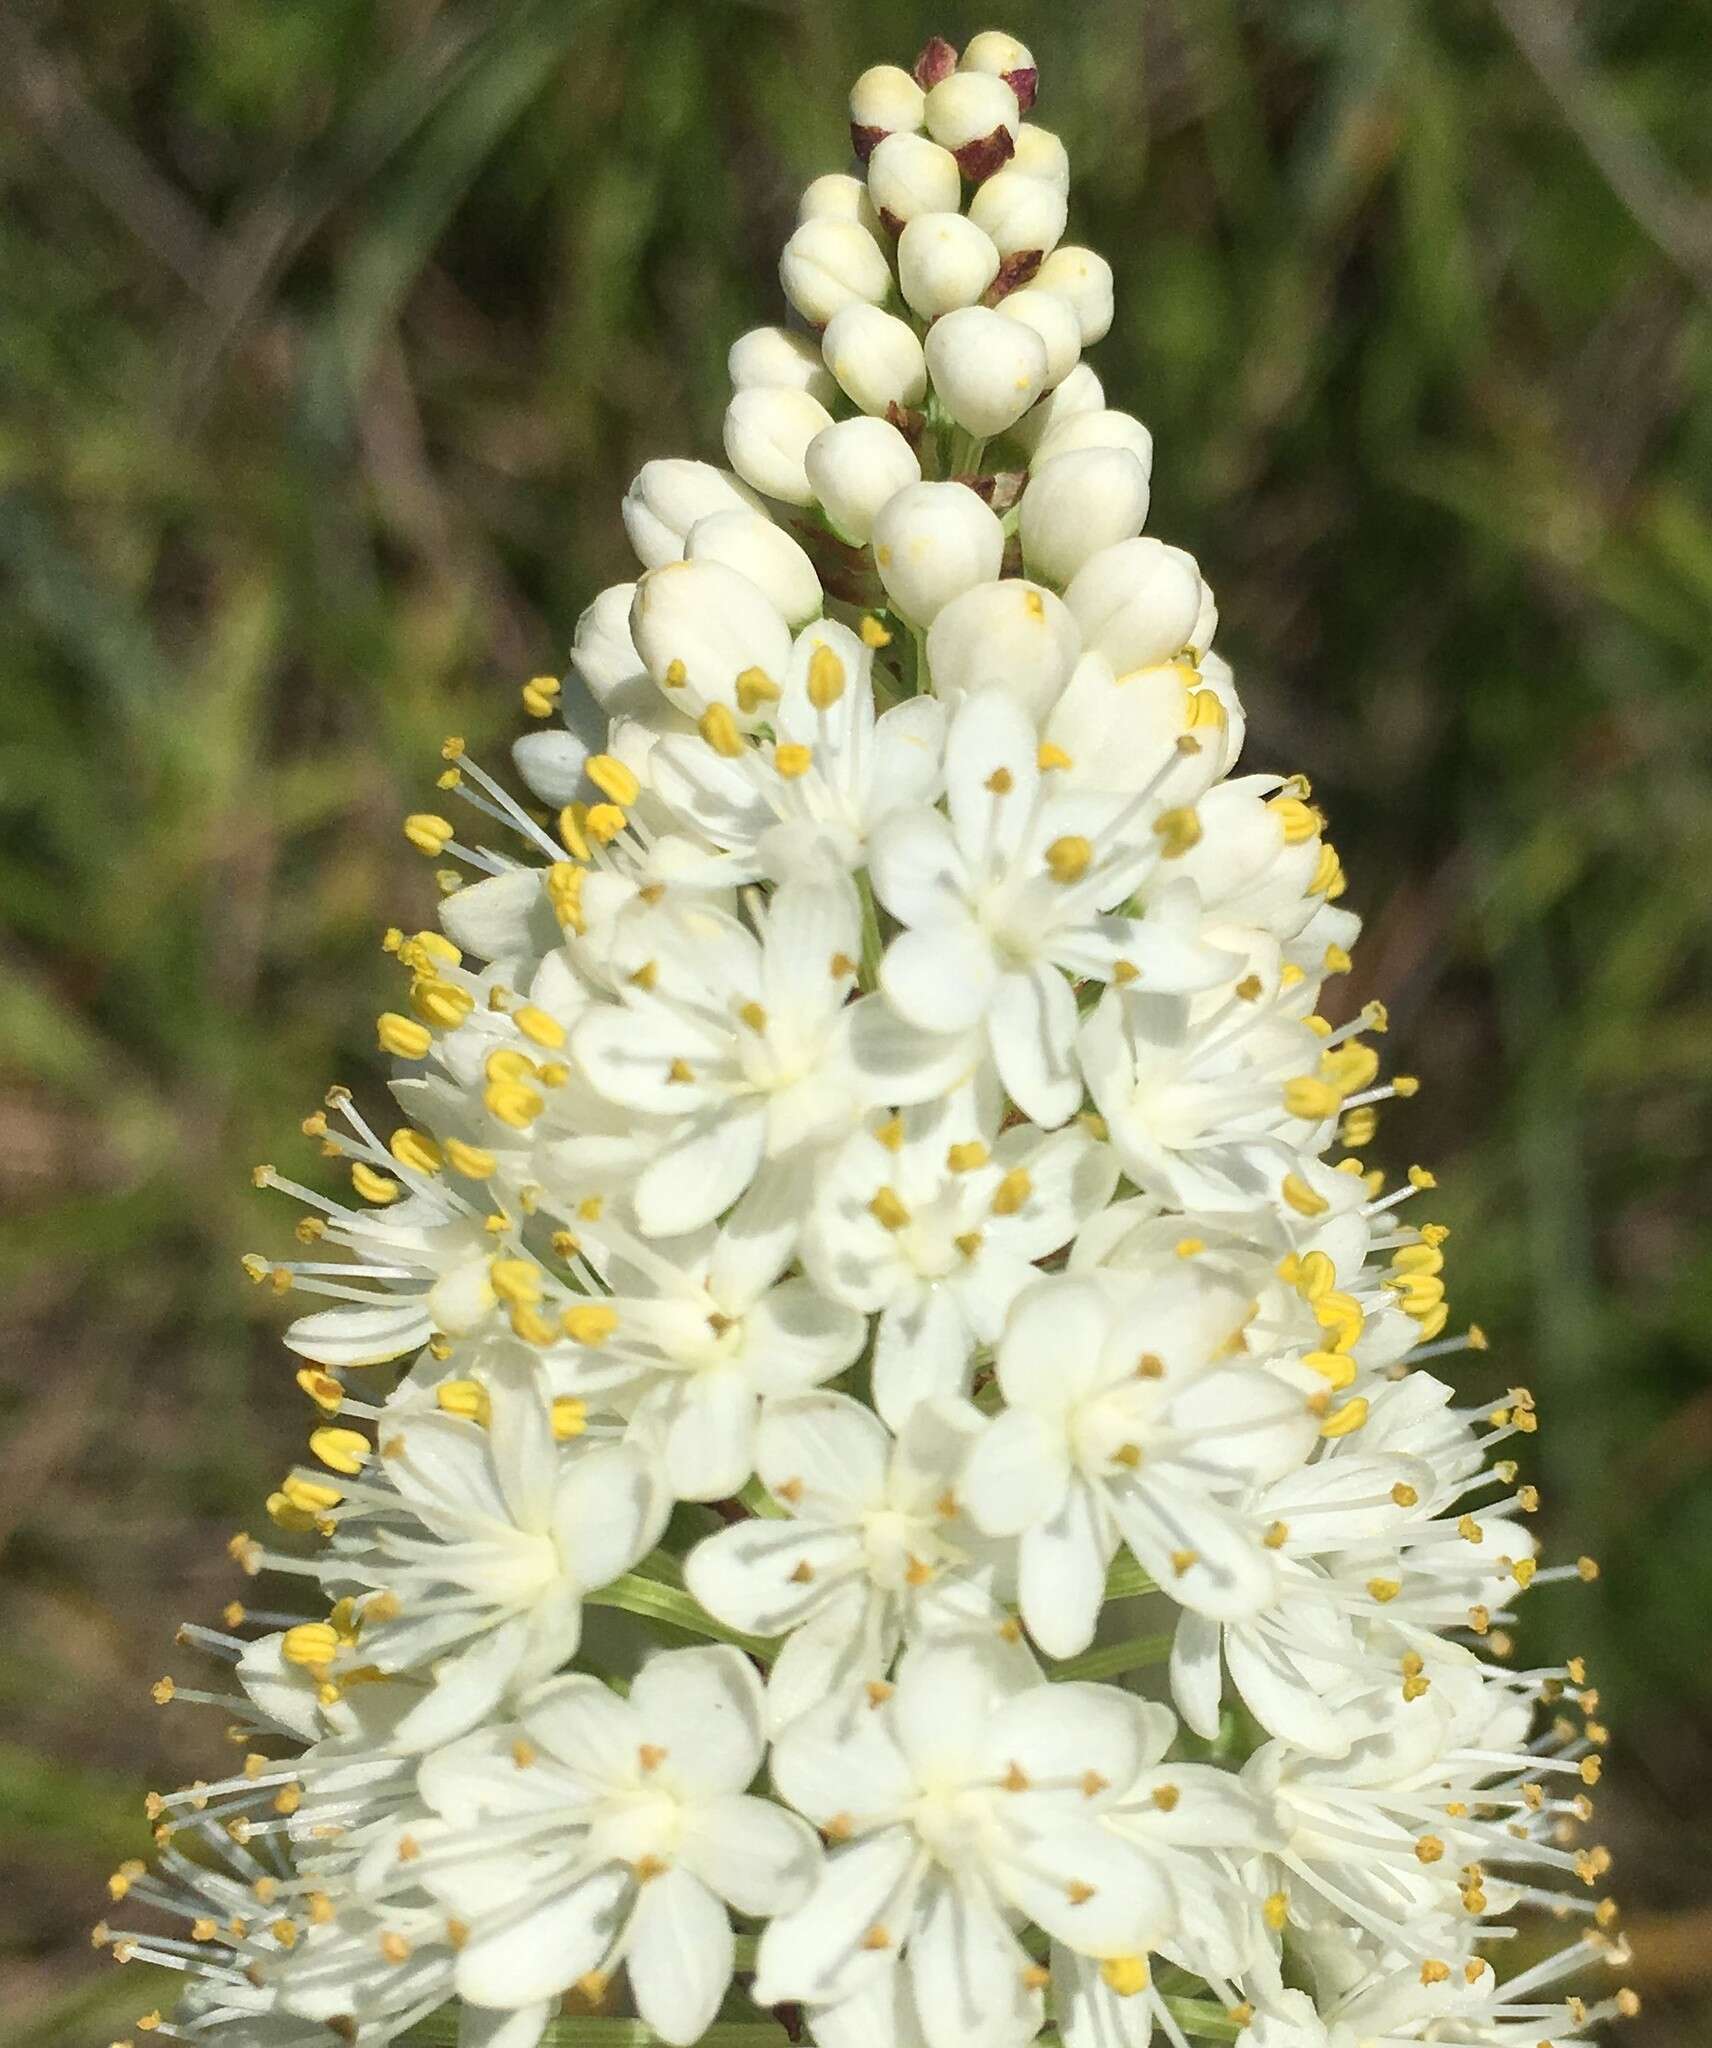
2;0;1709;2036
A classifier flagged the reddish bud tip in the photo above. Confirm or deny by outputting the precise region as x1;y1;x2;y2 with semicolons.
913;37;959;91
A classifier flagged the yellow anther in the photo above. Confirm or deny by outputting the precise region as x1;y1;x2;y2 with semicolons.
1002;1761;1031;1792
387;1128;442;1177
1100;1956;1150;1997
404;814;454;857
1392;1073;1420;1097
1309;842;1342;895
1294;1249;1335;1299
1186;687;1227;730
522;674;561;717
985;766;1014;795
775;742;813;779
1037;740;1073;771
488;1258;542;1308
954;1230;984;1260
1174;1236;1205;1257
551;1397;588;1442
436;1380;491;1425
295;1369;344;1416
1262;1890;1290;1932
698;704;744;757
282;1623;340;1670
946;1141;989;1173
411;979;475;1030
511;1004;566;1051
483;1079;545;1129
350;1161;402;1206
1315;1291;1364;1349
1044;834;1093;884
1420;1959;1450;1986
1366;1577;1401;1604
1268;795;1320;845
1391;1482;1419;1508
1152;806;1201;857
1279;961;1306;988
738;1001;769;1034
443;1138;497;1180
991;1168;1032;1215
667;1057;696;1084
309;1428;369;1476
1319;1396;1369;1439
859;614;892;647
1340;1105;1378;1147
585;803;627;844
829;950;858;979
1302;1349;1357;1390
1283;1076;1343;1120
1320;1042;1380;1093
585;754;641;807
377;1012;432;1061
869;1187;911;1231
562;1303;619;1346
806;646;846;709
874;1115;904;1151
728;664;780;715
1281;1173;1330;1217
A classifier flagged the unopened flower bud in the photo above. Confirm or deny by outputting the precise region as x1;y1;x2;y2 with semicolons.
1012;123;1069;186
871;480;1005;626
925;579;1079;722
1011;361;1105;454
511;729;591;807
630;560;792;719
925;305;1049;437
1020;448;1151;587
621;459;766;570
1034;245;1115;344
571;583;651;715
967;166;1067;261
912;36;959;91
995;287;1081;390
959;31;1038;113
798;172;882;238
866;132;961;232
1034;407;1155;475
924;72;1019;181
723;387;835;506
822;302;927;416
849;63;925;162
897;212;1001;318
1189;575;1220;659
805;417;921;545
728;325;839;409
685;509;823;627
779;217;893;327
1063;537;1204;676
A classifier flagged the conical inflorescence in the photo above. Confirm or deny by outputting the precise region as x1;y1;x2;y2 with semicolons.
103;31;1634;2048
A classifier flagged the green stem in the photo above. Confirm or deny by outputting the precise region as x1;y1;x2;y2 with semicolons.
1104;1556;1158;1600
584;1573;778;1661
1049;1631;1174;1683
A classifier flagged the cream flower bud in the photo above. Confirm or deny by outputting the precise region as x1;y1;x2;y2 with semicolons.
1019;447;1151;587
723;387;835;506
924;305;1048;437
821;302;927;416
779;217;893;327
849;63;925;160
1063;536;1203;675
570;582;649;713
967;166;1067;260
630;560;792;719
1190;574;1220;658
866;132;961;230
728;325;838;408
1034;244;1115;343
995;287;1081;389
1012;123;1069;186
685;509;823;627
925;578;1079;721
1034;407;1155;474
511;728;591;807
804;417;921;545
1009;360;1105;457
923;72;1019;180
959;31;1038;112
621;458;766;570
797;172;883;237
897;212;1001;318
870;480;1004;626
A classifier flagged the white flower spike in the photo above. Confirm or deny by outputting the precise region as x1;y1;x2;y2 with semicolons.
114;31;1629;2048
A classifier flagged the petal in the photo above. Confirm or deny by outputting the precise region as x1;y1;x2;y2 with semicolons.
983;1679;1163;1798
765;1582;892;1731
867;697;949;816
770;1689;915;1828
944;690;1041;868
553;1442;667;1590
679;1790;823;1915
634;1106;768;1238
844;995;982;1106
762;877;863;1022
872;1288;977;1431
1224;1623;1351;1758
385;1619;533;1753
485;1363;559;1533
630;1642;767;1794
890;1637;1027;1785
1107;1481;1277;1623
757;1392;891;1513
961;1408;1071;1536
907;1871;1042;2048
522;1671;639;1783
743;1280;868;1394
660;1368;758;1501
989;961;1082;1128
458;2004;555;2048
994;1276;1111;1410
995;1820;1173;1953
868;805;971;929
283;1301;433;1368
751;1830;918;2008
574;1004;726;1116
1054;1944;1155;2048
685;1517;860;1637
881;920;999;1033
454;1865;629;2008
629;1866;734;2046
1168;1610;1224;1741
1018;1477;1113;1658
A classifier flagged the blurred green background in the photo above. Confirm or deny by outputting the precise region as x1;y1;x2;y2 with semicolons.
2;0;1709;2040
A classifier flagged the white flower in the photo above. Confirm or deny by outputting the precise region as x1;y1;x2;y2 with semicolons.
869;690;1233;1127
801;1088;1117;1425
686;508;824;628
629;558;793;725
968;166;1068;259
995;285;1083;388
799;171;883;235
849;63;925;157
415;1646;819;2040
924;578;1081;723
806;416;922;544
1064;537;1205;676
1011;359;1105;458
646;617;946;884
1034;244;1115;343
922;71;1020;176
1033;405;1156;473
867;131;962;227
926;305;1051;438
295;1366;667;1750
822;301;928;416
621;458;765;570
724;386;836;506
896;211;1002;318
871;479;1007;626
754;1640;1177;2048
1020;447;1152;588
962;1269;1318;1656
779;215;894;325
686;1392;1020;1728
729;322;839;407
572;875;973;1237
